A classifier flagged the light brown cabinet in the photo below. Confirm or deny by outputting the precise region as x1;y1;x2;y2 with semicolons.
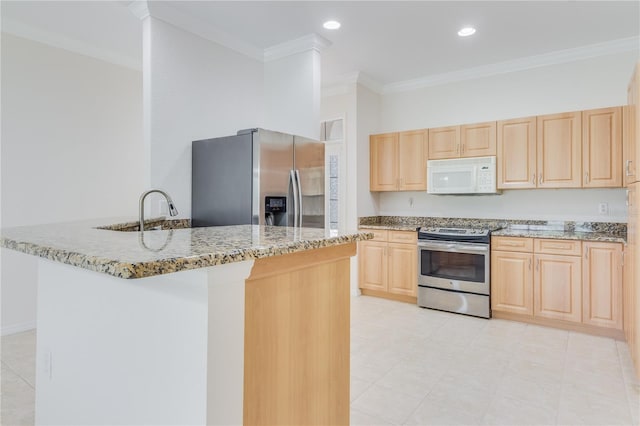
534;252;582;322
493;236;625;334
428;122;496;160
359;230;417;301
491;249;533;315
370;130;428;191
626;65;640;185
583;242;623;329
497;117;537;189
537;111;582;188
582;107;623;188
625;183;640;376
370;133;398;191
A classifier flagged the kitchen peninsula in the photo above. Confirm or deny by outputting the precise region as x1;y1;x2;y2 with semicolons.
1;218;371;425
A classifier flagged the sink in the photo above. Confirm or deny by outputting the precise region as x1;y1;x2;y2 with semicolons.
97;218;191;232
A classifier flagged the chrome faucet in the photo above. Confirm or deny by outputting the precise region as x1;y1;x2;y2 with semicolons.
139;189;178;231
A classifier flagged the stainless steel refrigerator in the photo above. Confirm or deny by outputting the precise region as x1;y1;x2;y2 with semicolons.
192;128;325;228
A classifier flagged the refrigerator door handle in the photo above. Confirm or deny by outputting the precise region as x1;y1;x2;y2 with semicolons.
295;169;303;228
290;170;299;228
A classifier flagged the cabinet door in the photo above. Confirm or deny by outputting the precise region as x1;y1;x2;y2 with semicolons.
534;254;582;322
387;243;417;297
625;181;640;368
428;126;460;159
461;121;497;158
358;241;388;291
583;242;623;329
497;117;537;189
537;112;582;188
624;105;636;186
627;64;640;185
491;251;533;315
582;107;622;188
398;130;428;190
370;133;398;191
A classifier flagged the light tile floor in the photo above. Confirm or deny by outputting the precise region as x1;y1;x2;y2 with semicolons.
350;296;640;426
1;296;639;425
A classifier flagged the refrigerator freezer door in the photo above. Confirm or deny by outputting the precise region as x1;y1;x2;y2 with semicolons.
255;129;295;226
192;134;252;227
294;137;325;228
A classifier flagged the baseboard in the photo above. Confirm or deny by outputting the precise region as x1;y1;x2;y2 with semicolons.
492;311;625;340
2;321;36;336
360;288;417;304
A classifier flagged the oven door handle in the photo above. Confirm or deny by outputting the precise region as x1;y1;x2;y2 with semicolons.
418;241;488;254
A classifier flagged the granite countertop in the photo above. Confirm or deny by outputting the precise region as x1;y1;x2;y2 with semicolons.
1;218;372;279
491;226;626;244
358;216;627;244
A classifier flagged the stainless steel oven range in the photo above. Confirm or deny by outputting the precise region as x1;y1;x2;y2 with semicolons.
417;227;492;318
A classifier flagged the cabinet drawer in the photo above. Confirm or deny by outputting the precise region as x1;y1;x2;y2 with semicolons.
389;230;417;244
534;239;582;256
491;236;533;252
361;229;388;242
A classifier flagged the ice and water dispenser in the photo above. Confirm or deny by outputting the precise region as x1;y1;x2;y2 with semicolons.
265;196;287;226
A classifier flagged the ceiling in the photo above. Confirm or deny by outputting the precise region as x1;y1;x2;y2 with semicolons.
2;1;639;90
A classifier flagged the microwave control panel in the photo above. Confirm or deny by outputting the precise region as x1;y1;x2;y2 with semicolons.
476;165;495;192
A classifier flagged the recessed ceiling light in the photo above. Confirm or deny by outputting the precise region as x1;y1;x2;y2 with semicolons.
458;27;476;37
323;20;341;30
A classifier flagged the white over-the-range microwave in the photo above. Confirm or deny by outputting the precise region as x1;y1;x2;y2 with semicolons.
427;156;499;194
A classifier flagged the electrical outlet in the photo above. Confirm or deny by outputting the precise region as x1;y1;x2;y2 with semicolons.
408;197;414;207
598;202;609;215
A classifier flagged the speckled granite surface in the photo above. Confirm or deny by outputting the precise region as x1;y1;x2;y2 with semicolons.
359;216;626;243
1;218;372;279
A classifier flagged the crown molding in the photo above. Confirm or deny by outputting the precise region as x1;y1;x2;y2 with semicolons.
148;1;263;61
128;0;149;20
383;36;640;94
264;33;331;62
1;18;141;71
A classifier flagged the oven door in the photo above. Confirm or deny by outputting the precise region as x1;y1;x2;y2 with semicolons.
418;240;489;295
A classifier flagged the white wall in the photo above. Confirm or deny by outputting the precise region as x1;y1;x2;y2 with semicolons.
356;84;381;218
147;18;264;219
265;49;321;140
1;34;144;334
377;51;638;222
321;88;360;294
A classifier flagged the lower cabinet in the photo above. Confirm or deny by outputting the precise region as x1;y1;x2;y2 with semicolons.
491;250;533;315
359;229;417;301
583;242;623;329
491;236;623;333
534;253;582;322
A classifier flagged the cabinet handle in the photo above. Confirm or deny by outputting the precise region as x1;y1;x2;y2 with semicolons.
626;160;633;177
585;172;589;183
532;173;536;184
456;144;460;154
539;173;543;184
461;143;465;154
529;258;532;270
536;259;540;270
585;248;588;260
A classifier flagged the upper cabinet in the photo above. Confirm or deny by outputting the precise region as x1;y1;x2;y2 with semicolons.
497;117;537;189
461;121;497;158
428;122;496;160
626;64;640;185
373;105;626;192
370;130;428;191
427;126;459;159
370;132;398;191
537;111;582;188
582;107;622;188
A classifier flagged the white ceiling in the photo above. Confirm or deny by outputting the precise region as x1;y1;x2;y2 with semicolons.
2;1;639;90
